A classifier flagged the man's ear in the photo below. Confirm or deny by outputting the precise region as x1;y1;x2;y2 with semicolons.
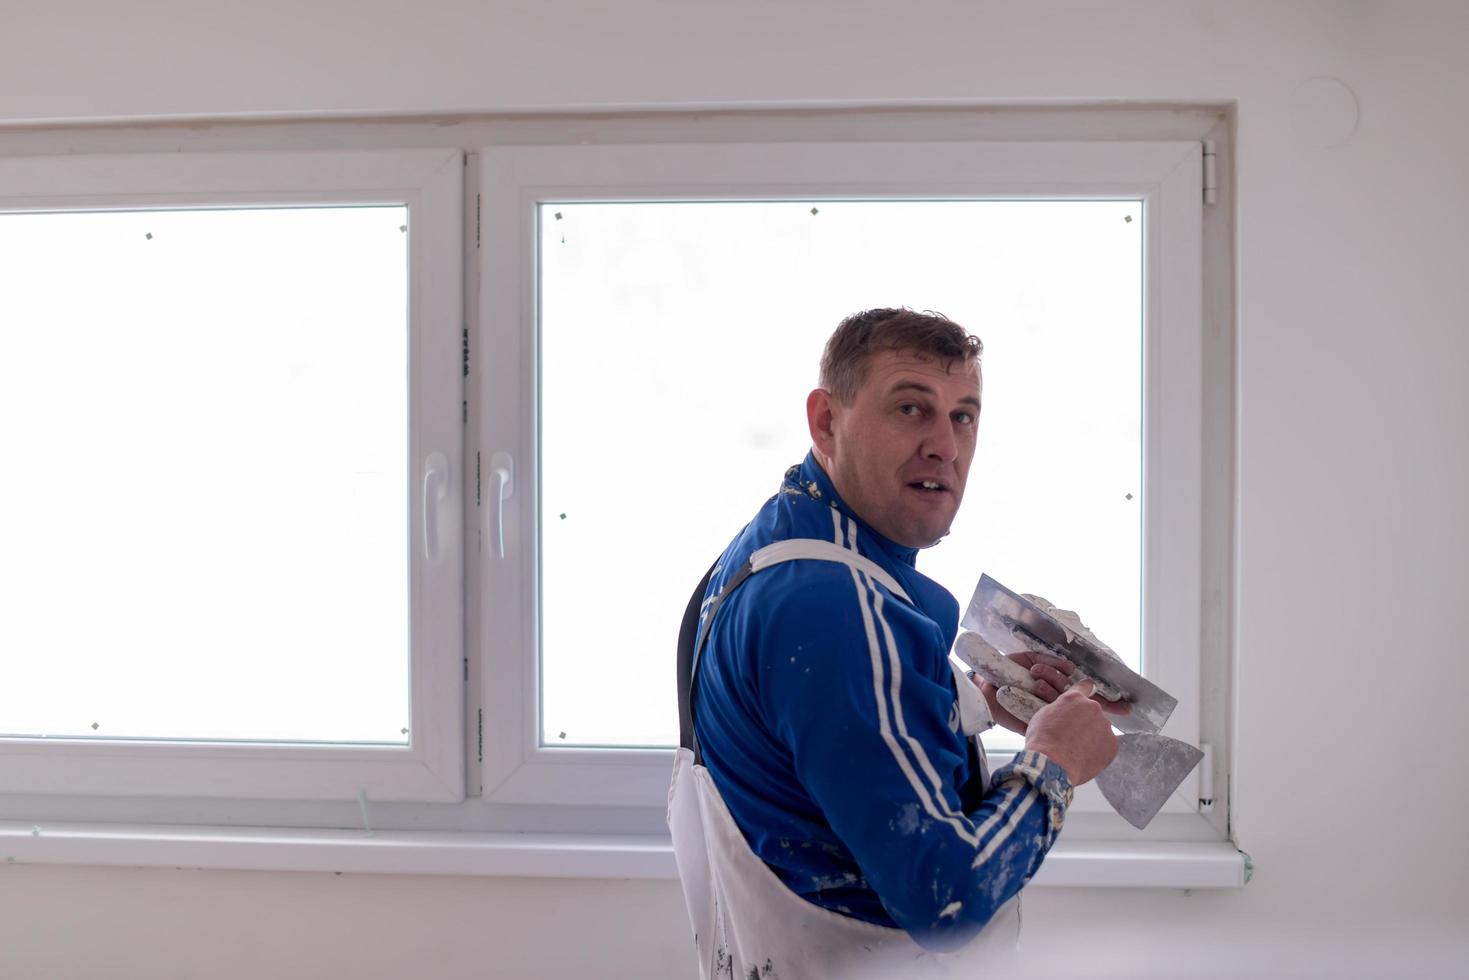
807;388;838;460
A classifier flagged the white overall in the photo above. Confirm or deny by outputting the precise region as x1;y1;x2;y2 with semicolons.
669;539;1020;980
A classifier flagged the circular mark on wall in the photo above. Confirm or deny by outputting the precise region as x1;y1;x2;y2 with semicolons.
1289;76;1360;149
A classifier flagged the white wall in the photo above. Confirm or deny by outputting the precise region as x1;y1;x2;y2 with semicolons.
3;2;1467;977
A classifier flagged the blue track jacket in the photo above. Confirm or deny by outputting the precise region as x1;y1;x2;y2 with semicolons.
693;454;1075;951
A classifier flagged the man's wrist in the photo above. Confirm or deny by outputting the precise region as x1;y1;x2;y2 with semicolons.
992;750;1074;829
1022;737;1072;782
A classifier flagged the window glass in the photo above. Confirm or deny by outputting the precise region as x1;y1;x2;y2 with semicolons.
539;201;1141;750
0;206;411;744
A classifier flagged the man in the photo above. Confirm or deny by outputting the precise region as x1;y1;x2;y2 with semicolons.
670;308;1119;978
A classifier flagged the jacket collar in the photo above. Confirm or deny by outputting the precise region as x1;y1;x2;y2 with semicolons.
785;452;920;569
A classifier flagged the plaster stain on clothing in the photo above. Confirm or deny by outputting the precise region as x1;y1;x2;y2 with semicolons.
985;838;1023;905
938;900;963;920
895;802;922;836
781;465;825;502
810;871;858;890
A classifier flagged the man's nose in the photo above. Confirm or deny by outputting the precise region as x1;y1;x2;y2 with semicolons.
921;417;959;462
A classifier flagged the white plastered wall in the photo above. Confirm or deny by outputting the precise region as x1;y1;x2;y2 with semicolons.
2;2;1467;977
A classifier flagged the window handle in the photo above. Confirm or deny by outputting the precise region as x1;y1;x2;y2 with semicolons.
490;451;514;559
422;451;449;563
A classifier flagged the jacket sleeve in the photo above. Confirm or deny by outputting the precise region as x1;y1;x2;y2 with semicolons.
752;564;1074;951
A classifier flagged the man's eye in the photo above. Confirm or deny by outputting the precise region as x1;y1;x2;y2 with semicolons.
898;404;920;416
954;411;976;425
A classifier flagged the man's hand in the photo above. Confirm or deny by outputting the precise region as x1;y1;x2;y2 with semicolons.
973;650;1129;735
1022;681;1119;786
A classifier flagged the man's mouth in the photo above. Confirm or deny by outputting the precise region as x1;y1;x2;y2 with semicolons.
907;479;950;494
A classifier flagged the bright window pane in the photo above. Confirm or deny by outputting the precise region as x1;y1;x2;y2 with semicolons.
540;201;1141;749
0;206;411;744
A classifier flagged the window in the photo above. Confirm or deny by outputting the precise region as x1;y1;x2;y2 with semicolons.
0;148;465;802
536;199;1144;753
0;116;1231;875
477;139;1205;831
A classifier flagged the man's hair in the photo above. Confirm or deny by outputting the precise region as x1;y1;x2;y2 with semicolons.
819;307;983;404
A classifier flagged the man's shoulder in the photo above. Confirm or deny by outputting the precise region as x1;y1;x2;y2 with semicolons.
723;547;941;647
740;551;869;605
713;485;836;576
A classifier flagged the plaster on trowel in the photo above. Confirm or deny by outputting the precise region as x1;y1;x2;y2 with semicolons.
952;574;1204;830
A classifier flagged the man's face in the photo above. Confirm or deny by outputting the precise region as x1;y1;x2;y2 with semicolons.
808;349;982;549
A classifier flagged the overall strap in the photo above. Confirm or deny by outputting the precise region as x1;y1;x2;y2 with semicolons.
677;538;913;765
676;558;723;760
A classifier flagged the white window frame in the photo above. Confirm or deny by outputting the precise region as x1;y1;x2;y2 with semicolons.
0;111;1242;885
476;139;1205;836
0;148;466;804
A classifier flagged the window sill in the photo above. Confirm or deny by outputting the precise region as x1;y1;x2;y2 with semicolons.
0;821;1246;888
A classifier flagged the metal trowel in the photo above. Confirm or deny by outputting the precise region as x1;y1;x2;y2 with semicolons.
953;575;1204;830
